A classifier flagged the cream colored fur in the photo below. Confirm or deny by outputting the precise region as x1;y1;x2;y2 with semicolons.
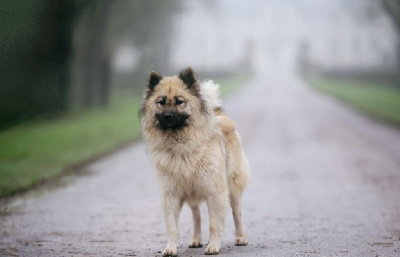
141;73;250;256
200;80;222;109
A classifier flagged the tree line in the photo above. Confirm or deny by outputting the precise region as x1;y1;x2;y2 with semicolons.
0;0;179;130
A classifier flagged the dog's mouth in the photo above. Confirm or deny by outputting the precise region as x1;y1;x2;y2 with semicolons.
155;112;189;131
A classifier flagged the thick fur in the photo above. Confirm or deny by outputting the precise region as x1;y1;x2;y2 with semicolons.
140;67;250;256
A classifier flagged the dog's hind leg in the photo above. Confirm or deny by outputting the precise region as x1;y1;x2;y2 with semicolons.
188;205;203;248
205;193;229;255
230;191;248;246
162;196;183;257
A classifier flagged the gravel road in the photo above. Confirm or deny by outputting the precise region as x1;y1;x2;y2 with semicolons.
1;73;400;257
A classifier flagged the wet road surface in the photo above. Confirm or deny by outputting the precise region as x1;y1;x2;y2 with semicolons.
1;73;400;256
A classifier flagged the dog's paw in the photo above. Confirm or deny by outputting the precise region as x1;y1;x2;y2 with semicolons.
235;235;248;246
189;238;203;248
162;247;177;257
204;244;220;255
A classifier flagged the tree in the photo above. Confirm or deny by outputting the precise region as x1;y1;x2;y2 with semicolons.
108;0;181;88
75;0;180;107
55;0;75;111
77;0;114;108
0;0;76;129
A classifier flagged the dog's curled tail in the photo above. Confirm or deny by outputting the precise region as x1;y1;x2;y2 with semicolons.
200;80;222;110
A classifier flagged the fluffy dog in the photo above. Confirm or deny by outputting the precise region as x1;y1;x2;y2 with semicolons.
140;67;250;256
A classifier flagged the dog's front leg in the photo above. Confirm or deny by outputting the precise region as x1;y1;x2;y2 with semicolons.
162;196;183;257
189;205;203;248
205;193;229;255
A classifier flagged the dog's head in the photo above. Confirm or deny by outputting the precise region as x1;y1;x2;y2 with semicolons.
140;67;207;132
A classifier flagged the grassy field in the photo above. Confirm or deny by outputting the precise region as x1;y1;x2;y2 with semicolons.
0;73;251;198
0;94;143;198
307;76;400;127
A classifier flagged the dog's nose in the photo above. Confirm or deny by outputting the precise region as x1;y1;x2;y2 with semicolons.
163;112;173;120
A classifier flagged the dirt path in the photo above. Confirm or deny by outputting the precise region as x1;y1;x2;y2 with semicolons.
1;73;400;256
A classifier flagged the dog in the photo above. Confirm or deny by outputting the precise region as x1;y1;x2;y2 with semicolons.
140;67;250;256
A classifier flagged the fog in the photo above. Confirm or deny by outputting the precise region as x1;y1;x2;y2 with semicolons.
159;0;397;74
1;0;399;198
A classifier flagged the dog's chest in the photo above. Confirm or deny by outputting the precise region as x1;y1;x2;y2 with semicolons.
153;150;215;197
154;150;202;177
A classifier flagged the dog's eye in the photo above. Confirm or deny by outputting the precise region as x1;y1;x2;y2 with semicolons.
176;99;184;106
158;99;166;106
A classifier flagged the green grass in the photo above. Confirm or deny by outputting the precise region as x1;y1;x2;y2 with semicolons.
307;76;400;127
0;93;142;197
0;73;251;198
216;72;252;97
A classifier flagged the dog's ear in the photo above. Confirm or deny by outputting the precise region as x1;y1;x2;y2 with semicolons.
179;66;197;88
148;71;163;91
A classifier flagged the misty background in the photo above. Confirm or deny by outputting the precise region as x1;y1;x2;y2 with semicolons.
0;0;399;196
1;0;398;128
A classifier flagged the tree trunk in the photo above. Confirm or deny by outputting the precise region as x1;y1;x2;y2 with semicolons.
82;0;113;108
397;35;400;87
99;56;111;107
55;0;75;111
